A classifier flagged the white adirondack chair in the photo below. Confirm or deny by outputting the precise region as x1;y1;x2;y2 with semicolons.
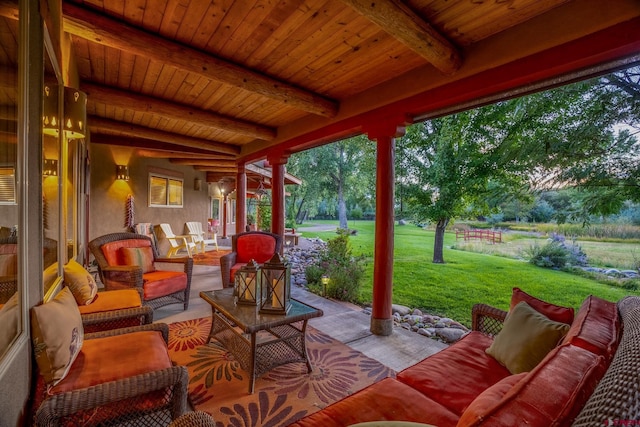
184;221;208;254
157;223;196;258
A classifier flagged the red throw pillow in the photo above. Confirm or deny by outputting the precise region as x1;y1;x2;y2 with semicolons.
510;287;574;325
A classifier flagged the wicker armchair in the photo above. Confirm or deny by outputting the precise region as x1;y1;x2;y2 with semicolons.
471;303;508;337
33;323;189;426
89;232;193;311
219;231;282;288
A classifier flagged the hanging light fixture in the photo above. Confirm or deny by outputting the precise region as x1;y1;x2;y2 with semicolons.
254;178;267;199
43;85;87;139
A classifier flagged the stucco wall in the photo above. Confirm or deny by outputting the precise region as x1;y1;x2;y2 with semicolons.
88;143;212;255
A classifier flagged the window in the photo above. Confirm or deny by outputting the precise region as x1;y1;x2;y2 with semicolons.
149;174;183;207
0;167;16;204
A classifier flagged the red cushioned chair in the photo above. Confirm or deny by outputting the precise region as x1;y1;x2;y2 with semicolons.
89;232;193;311
219;231;282;288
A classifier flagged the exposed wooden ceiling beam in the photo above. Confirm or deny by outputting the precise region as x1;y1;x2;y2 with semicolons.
195;166;238;173
83;82;274;141
137;150;234;160
170;159;237;167
60;2;339;118
341;0;462;74
89;116;240;155
90;133;233;155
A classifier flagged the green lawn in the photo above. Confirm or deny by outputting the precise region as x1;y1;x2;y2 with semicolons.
298;220;639;326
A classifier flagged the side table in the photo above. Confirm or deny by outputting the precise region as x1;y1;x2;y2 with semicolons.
199;288;323;393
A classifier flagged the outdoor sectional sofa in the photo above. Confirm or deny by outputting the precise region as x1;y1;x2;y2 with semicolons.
291;288;640;427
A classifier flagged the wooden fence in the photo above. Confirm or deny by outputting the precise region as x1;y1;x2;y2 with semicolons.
455;229;502;244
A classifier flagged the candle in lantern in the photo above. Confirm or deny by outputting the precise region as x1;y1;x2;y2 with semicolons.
244;273;255;301
272;278;284;308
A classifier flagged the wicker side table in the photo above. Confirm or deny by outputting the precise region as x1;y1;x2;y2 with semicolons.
200;288;323;393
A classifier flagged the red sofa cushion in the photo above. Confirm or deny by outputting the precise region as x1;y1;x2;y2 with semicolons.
510;287;574;325
101;239;153;266
142;271;187;300
457;344;607;427
561;295;620;360
397;331;511;416
236;234;276;264
288;377;460;427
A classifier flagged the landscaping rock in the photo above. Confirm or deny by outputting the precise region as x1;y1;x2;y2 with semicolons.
435;328;467;343
392;304;412;316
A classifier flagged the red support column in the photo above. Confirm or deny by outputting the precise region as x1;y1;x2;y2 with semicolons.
222;194;228;238
268;154;288;251
367;123;406;336
236;164;247;234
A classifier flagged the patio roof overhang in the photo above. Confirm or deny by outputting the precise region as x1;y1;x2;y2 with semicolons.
1;0;637;175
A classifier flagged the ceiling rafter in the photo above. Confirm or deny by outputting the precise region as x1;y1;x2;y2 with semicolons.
60;2;339;118
341;0;462;74
83;82;274;142
89;116;241;155
170;159;237;167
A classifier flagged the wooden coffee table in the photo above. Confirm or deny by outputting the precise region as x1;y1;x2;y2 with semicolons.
199;288;324;393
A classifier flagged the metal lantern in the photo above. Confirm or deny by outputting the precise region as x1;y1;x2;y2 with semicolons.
259;253;291;314
235;259;263;306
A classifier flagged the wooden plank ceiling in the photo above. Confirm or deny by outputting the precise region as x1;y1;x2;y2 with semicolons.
1;0;640;183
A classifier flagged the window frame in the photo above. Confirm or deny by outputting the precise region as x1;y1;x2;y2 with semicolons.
148;172;183;208
0;167;16;205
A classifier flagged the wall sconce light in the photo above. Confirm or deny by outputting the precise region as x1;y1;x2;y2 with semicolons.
43;159;58;177
43;85;87;139
116;165;130;181
194;177;202;191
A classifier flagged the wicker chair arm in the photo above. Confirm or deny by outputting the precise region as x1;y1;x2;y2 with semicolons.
472;303;507;337
81;305;153;332
169;411;216;427
34;365;189;427
85;322;169;343
100;266;144;290
219;252;237;288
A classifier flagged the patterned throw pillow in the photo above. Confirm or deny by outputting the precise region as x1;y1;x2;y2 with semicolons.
119;246;155;273
31;287;84;386
64;260;98;305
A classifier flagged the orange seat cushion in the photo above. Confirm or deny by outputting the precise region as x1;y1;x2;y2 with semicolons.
49;330;171;395
397;331;511;416
289;378;459;427
77;289;142;315
457;344;606;427
142;271;187;300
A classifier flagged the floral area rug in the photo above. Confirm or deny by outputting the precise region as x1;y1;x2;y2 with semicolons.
168;317;396;427
192;250;231;266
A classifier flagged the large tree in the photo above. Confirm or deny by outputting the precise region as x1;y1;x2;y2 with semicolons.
287;135;375;228
399;67;640;263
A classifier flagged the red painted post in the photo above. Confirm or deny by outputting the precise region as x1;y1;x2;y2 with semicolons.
268;154;288;253
366;122;406;336
236;164;247;234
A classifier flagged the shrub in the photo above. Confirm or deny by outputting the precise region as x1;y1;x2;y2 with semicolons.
524;233;588;269
305;231;366;303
